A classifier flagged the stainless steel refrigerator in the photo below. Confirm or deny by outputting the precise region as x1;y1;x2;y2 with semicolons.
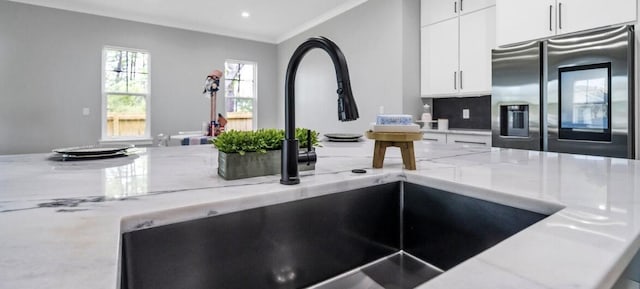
492;25;635;159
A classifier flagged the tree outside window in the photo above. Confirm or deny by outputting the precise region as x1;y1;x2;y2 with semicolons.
224;60;256;131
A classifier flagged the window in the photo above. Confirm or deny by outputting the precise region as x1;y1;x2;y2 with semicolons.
102;47;150;141
224;60;257;131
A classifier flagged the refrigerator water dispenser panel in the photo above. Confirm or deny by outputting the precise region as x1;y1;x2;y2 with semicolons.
500;105;529;137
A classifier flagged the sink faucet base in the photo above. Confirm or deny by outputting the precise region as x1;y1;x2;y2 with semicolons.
280;139;300;185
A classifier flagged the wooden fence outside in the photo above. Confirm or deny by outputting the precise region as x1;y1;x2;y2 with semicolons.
107;115;146;137
106;112;253;136
225;111;253;131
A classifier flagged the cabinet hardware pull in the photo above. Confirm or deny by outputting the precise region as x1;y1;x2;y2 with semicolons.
454;140;486;145
460;0;463;11
558;2;562;29
454;71;457;89
459;70;463;90
549;5;553;31
454;1;457;13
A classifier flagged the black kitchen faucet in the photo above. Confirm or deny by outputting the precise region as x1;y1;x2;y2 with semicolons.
280;36;359;185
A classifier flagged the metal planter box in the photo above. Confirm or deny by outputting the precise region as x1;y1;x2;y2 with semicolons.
217;150;315;180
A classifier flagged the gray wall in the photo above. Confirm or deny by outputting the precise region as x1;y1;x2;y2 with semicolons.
276;0;421;136
402;0;423;119
0;1;278;154
636;1;640;159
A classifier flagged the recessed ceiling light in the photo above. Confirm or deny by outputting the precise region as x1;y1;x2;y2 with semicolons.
241;11;250;18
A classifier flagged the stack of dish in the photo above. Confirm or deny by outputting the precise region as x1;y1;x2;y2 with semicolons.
324;133;363;142
52;144;134;161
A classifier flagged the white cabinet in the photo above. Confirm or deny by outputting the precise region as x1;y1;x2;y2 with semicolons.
423;132;447;143
421;0;458;26
496;0;636;47
423;131;492;146
496;0;554;46
421;6;495;97
557;0;636;35
446;133;491;146
421;0;496;25
459;7;495;94
421;18;459;96
459;0;497;15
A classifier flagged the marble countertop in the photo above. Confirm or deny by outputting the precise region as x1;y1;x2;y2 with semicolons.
421;128;491;135
1;140;639;289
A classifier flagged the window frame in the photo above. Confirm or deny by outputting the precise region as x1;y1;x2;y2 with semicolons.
224;59;258;130
100;46;152;143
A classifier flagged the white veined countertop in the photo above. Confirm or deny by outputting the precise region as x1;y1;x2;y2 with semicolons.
0;140;638;289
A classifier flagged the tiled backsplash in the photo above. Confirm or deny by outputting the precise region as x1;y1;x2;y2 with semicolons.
432;95;491;130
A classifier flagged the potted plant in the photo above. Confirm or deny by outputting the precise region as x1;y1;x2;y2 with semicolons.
213;128;319;180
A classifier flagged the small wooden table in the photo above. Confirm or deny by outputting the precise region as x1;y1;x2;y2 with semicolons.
365;131;423;170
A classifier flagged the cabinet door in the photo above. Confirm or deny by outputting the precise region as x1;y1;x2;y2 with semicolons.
459;0;496;15
556;0;636;35
423;132;447;143
421;18;459;96
496;0;555;47
459;7;495;95
446;133;491;146
421;0;458;26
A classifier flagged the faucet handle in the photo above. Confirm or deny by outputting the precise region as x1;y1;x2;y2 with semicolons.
306;129;313;152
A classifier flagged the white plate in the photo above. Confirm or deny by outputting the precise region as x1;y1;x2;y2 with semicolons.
324;133;362;139
57;151;129;161
52;144;133;156
326;137;361;142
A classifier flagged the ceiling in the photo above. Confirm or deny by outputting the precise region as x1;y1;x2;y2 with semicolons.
8;0;368;43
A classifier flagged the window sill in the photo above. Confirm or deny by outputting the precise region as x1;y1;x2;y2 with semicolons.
98;138;153;146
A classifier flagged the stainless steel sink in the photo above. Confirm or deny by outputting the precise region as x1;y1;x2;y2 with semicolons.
121;182;553;289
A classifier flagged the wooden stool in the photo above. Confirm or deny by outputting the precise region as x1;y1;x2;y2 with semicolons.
365;131;423;170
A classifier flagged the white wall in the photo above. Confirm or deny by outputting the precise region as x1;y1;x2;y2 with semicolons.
275;0;421;136
0;1;278;154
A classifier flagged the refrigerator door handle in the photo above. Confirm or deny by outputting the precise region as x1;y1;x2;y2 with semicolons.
460;70;463;90
454;1;457;13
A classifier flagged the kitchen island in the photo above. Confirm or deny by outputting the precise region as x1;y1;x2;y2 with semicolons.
1;140;639;289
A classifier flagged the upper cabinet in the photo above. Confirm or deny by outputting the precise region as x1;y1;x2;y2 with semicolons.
421;0;496;97
496;0;637;47
495;0;554;46
422;0;496;26
421;18;459;96
557;0;636;35
421;0;457;25
459;7;495;95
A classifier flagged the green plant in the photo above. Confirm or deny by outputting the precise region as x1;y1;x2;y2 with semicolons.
212;128;320;155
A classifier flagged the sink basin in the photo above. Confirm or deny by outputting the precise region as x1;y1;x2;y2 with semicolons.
120;182;555;289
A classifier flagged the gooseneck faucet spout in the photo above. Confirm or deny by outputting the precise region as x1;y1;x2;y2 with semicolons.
281;37;359;185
